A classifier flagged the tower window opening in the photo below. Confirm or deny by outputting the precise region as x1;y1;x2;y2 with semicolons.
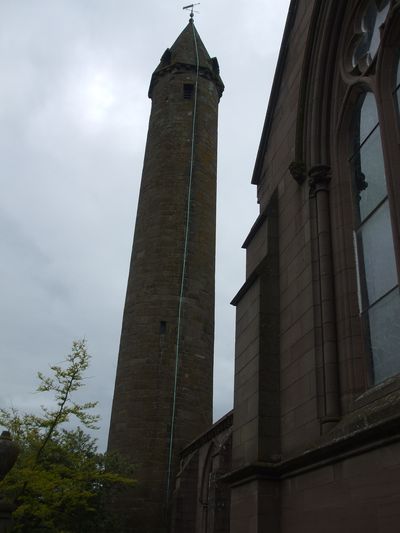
183;83;194;100
160;321;167;335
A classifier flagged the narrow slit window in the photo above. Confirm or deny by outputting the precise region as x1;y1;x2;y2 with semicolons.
183;83;194;100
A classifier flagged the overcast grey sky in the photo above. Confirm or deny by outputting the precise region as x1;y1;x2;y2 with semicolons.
0;0;290;450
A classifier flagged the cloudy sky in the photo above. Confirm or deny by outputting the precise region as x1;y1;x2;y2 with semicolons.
0;0;290;450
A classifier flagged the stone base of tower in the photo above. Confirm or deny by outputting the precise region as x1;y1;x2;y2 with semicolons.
108;485;169;533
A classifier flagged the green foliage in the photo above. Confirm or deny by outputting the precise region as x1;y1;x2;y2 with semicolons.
0;340;135;532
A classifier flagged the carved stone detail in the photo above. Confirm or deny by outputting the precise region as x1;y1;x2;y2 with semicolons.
308;164;332;195
289;160;307;185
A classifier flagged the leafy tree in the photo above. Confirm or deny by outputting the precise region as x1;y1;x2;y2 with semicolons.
0;340;135;532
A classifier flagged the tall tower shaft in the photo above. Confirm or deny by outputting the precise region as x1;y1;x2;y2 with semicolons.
108;19;223;532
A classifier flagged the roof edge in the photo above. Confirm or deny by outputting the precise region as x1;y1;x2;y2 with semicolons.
251;0;300;185
148;60;224;99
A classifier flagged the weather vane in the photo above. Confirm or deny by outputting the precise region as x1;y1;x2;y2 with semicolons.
183;3;200;21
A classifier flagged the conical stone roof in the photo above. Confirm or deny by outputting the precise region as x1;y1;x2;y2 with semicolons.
168;20;212;69
149;20;224;98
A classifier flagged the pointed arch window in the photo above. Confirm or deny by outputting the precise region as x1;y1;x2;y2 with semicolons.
337;0;400;386
351;92;400;383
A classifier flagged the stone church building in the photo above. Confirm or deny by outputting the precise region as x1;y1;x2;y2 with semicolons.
108;1;400;532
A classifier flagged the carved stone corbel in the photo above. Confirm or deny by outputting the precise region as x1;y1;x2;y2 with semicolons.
289;160;307;185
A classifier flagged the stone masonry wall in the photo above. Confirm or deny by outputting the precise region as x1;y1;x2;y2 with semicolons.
108;33;221;531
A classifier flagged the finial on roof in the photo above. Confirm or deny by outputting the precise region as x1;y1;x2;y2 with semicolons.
183;3;200;22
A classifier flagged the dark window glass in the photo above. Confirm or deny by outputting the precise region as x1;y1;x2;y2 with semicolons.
359;92;379;143
352;125;387;220
395;56;400;113
369;288;400;382
352;92;400;384
397;57;400;89
357;200;397;304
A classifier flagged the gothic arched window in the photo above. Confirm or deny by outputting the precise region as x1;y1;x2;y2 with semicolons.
351;92;400;383
340;1;400;385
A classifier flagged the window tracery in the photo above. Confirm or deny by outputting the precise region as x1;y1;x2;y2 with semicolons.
352;0;390;70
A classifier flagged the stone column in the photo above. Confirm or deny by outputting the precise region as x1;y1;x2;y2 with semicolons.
309;165;340;432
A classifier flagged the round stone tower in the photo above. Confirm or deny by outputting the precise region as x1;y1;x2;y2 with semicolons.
107;17;223;532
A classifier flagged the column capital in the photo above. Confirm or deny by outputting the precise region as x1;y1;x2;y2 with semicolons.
308;164;331;195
